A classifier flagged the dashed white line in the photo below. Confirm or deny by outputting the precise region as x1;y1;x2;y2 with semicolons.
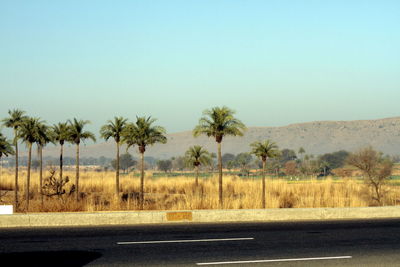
117;237;254;245
196;256;353;265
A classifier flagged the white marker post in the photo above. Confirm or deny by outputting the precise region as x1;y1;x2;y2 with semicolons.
0;205;13;215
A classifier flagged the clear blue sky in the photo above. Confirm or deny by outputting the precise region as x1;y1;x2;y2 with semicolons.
1;0;399;135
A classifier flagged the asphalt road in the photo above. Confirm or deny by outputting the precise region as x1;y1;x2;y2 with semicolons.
1;219;400;266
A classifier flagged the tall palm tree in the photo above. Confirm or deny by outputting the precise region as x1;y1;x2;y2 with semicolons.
2;109;27;210
52;122;70;181
18;117;42;211
35;122;52;206
193;106;246;208
122;116;167;210
250;140;279;209
185;145;211;186
68;118;96;201
100;116;128;196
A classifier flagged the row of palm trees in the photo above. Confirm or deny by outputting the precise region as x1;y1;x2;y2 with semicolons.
1;106;280;210
1;111;97;210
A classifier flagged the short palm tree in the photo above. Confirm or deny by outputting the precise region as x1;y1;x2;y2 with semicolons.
18;117;42;211
122;116;167;209
0;132;14;158
185;145;211;186
193;106;246;208
250;140;279;208
35;122;53;206
68;118;96;201
52;122;70;181
2;109;27;209
0;132;14;188
100;116;128;196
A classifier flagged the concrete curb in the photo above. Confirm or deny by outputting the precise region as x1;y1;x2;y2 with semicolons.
1;206;400;228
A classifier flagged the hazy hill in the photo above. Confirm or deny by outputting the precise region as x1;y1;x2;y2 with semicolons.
40;117;400;159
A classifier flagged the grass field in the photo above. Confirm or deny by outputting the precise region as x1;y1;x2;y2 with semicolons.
1;168;400;212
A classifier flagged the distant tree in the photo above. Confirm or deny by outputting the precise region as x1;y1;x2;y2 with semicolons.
319;160;330;177
250;140;280;208
299;159;326;176
31;159;40;171
68;118;96;201
280;149;297;165
18;117;42;211
157;159;172;173
235;152;253;176
2;109;27;209
267;158;283;176
299;159;321;177
222;153;235;168
284;160;298;176
185;145;211;186
123;116;167;209
98;156;109;167
100;116;128;196
111;153;136;173
193;106;246;208
209;152;217;172
347;147;393;205
226;160;235;171
144;156;157;169
391;155;400;163
298;147;305;156
172;156;186;171
319;150;349;170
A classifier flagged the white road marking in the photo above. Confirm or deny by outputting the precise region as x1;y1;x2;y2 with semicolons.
196;256;352;265
117;237;254;245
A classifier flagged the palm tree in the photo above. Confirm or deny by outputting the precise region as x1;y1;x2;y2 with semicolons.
52;122;70;182
18;117;42;211
185;145;211;186
122;116;167;210
100;116;128;196
250;140;280;209
35;122;52;206
2;109;27;209
0;132;14;158
193;106;246;208
0;132;15;181
0;132;14;192
68;118;96;201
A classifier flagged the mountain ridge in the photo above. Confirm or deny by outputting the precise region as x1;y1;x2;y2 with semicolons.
36;116;400;159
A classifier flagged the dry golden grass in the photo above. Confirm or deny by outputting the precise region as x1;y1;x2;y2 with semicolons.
1;168;400;212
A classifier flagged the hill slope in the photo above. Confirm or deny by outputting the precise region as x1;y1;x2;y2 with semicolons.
42;117;400;158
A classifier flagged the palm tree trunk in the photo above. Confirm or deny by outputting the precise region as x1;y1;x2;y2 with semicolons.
217;142;223;208
39;145;43;207
14;129;19;211
195;165;199;186
262;159;266;209
26;142;32;212
140;152;144;210
59;142;63;180
75;143;80;201
116;141;120;196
